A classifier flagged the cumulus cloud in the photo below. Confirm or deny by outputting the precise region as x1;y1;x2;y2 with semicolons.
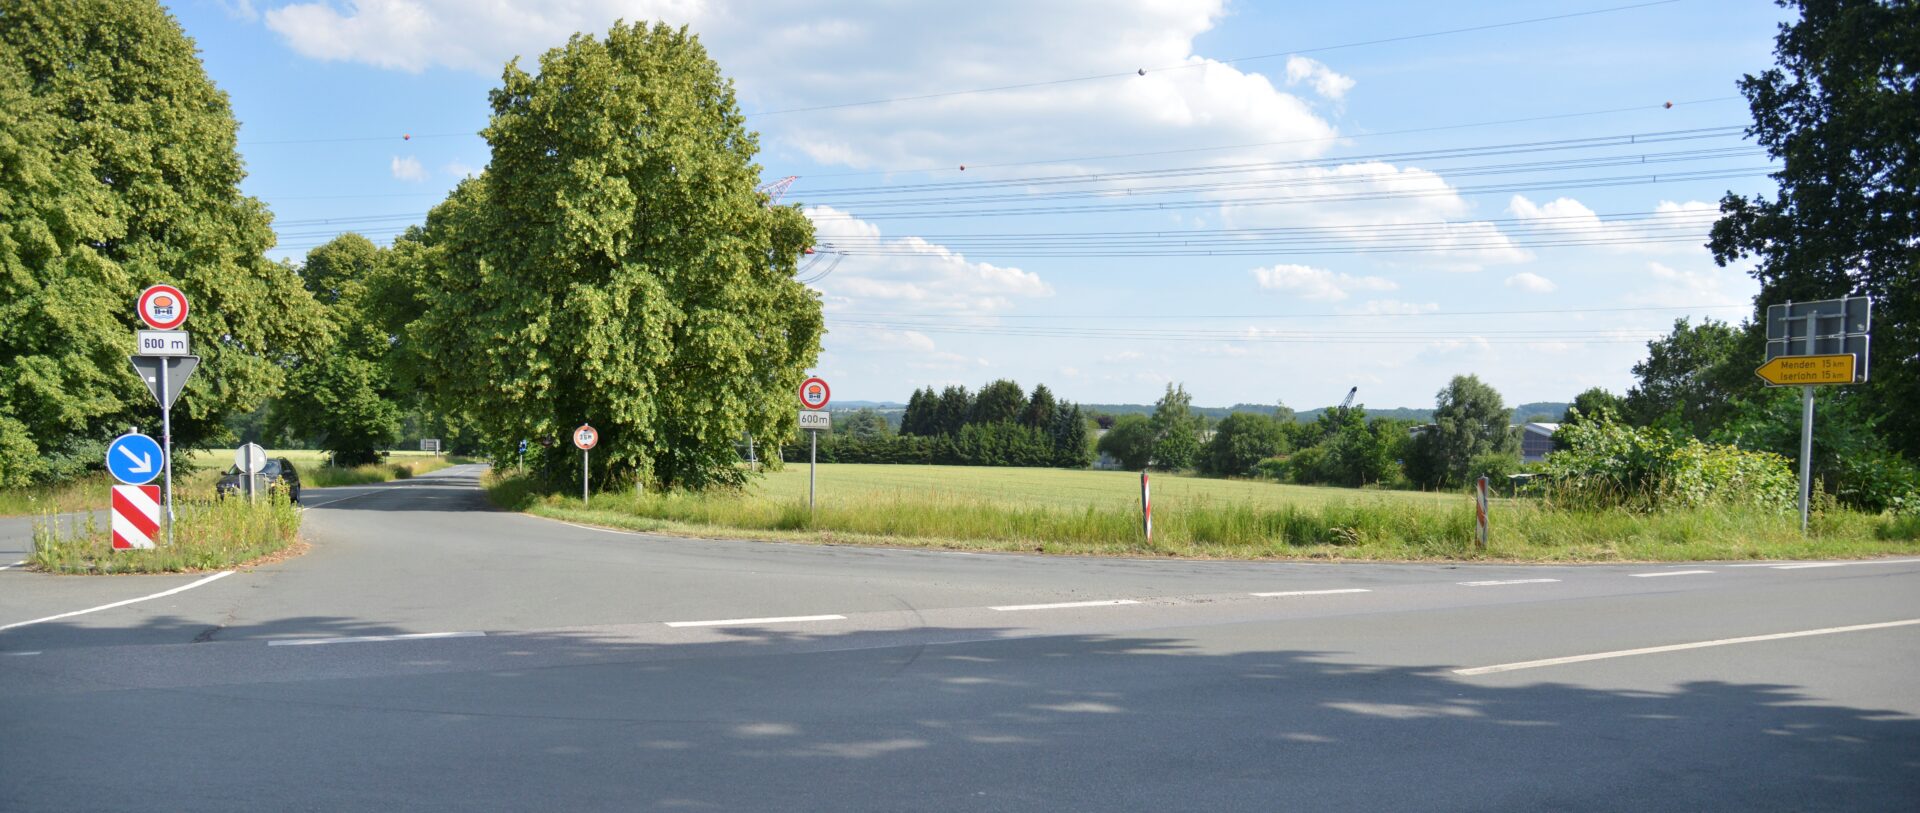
1284;55;1354;100
1251;263;1395;301
806;206;1051;314
390;155;427;181
1504;272;1557;293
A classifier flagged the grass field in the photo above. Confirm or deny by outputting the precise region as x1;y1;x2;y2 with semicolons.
28;491;302;574
496;463;1920;562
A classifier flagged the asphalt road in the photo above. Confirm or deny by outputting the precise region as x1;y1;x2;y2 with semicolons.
3;464;1917;811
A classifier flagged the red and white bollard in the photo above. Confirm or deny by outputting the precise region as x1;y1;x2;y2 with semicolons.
1474;475;1490;551
1141;469;1152;542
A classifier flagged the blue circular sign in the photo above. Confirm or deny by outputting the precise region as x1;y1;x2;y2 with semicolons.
106;432;164;485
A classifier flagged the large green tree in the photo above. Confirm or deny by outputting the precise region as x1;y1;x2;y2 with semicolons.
1200;412;1288;477
1710;0;1920;459
1412;375;1518;487
1624;318;1749;438
410;22;820;490
1146;383;1203;470
270;234;403;465
0;0;326;486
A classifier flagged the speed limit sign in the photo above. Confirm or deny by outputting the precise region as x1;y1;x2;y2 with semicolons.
573;424;598;450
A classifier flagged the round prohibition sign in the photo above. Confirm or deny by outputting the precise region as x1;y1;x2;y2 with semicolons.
138;284;190;330
573;424;599;450
799;377;831;410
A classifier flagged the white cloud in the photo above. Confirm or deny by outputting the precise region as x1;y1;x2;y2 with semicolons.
444;160;480;178
261;1;1344;173
215;0;259;21
1349;300;1440;315
1507;195;1719;255
1251;263;1395;301
1504;272;1557;294
1284;55;1354;100
806;206;1051;314
390;155;427;182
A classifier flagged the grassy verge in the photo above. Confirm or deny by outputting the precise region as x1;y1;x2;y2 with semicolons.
29;491;303;574
299;454;467;487
1;451;473;516
487;464;1920;562
0;473;114;516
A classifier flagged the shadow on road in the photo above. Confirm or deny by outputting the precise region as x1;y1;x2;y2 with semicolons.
5;611;1917;811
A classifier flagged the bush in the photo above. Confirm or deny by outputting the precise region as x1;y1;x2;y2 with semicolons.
1465;451;1522;483
1250;456;1288;482
1540;417;1795;513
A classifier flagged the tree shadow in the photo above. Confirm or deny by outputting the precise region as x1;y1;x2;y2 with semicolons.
3;613;1916;811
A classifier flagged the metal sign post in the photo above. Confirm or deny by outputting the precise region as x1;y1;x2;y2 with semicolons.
798;377;831;514
130;285;195;547
236;443;267;504
1760;296;1872;533
573;424;598;506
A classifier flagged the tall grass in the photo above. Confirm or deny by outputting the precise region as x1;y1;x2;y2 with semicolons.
489;469;1920;562
29;490;302;574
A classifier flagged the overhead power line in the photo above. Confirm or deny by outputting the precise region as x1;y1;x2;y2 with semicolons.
747;0;1685;117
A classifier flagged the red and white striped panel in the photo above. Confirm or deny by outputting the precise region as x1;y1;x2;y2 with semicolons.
111;485;161;550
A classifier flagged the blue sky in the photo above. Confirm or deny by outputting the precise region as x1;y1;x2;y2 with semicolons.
172;0;1791;410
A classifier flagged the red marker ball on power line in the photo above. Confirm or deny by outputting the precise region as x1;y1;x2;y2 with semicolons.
1663;102;1672;109
958;165;966;171
403;133;412;140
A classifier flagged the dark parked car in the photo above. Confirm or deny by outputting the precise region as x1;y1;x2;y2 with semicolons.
216;457;302;503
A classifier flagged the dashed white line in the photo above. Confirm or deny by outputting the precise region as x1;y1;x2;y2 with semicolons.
664;614;846;628
1631;570;1715;578
0;560;26;571
3;651;42;656
269;631;486;646
297;490;383;511
991;599;1140;612
1454;617;1920;675
1770;563;1852;570
0;571;234;632
1250;589;1372;598
1458;578;1560;587
1727;558;1920;568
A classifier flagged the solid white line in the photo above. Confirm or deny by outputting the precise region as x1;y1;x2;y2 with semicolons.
1771;563;1851;570
4;651;42;656
268;631;486;646
990;599;1141;612
0;560;26;571
1454;617;1920;675
1250;588;1372;597
664;614;846;628
1631;570;1715;578
1726;558;1920;568
298;490;383;510
0;571;235;632
1458;578;1560;587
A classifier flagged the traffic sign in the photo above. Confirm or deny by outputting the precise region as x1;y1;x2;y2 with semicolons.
1756;354;1856;387
106;432;164;485
798;410;831;430
111;485;161;550
799;376;831;409
137;284;189;330
127;355;198;409
573;424;598;450
136;330;190;356
235;443;267;474
421;438;441;453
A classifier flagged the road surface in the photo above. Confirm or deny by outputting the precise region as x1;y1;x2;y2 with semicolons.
3;464;1917;811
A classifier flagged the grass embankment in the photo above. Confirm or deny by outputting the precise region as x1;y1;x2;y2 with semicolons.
184;449;465;488
29;491;302;574
490;463;1920;562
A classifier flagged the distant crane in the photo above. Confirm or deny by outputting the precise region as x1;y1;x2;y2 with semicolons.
1324;386;1358;438
756;175;799;205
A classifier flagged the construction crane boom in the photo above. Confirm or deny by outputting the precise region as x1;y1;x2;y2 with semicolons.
1338;386;1357;411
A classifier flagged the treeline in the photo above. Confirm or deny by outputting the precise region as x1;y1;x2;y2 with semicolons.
785;381;1093;468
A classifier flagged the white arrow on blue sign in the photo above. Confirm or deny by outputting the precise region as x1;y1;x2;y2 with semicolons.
106;432;164;485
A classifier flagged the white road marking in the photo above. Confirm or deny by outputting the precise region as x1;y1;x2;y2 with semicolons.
1250;589;1372;597
664;614;846;628
0;560;26;571
990;599;1140;612
1726;558;1920;568
4;651;42;656
0;571;234;632
1458;579;1560;587
1631;570;1715;578
268;631;486;646
1455;617;1920;675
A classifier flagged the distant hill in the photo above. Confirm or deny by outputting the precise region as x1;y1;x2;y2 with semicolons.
835;399;1570;426
1512;402;1571;424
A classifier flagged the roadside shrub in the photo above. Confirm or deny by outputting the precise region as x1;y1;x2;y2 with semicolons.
1831;449;1920;514
1539;417;1794;513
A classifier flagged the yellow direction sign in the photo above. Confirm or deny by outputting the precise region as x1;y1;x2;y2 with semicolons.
1755;354;1856;386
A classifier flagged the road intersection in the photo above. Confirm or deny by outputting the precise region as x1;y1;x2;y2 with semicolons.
4;465;1917;811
